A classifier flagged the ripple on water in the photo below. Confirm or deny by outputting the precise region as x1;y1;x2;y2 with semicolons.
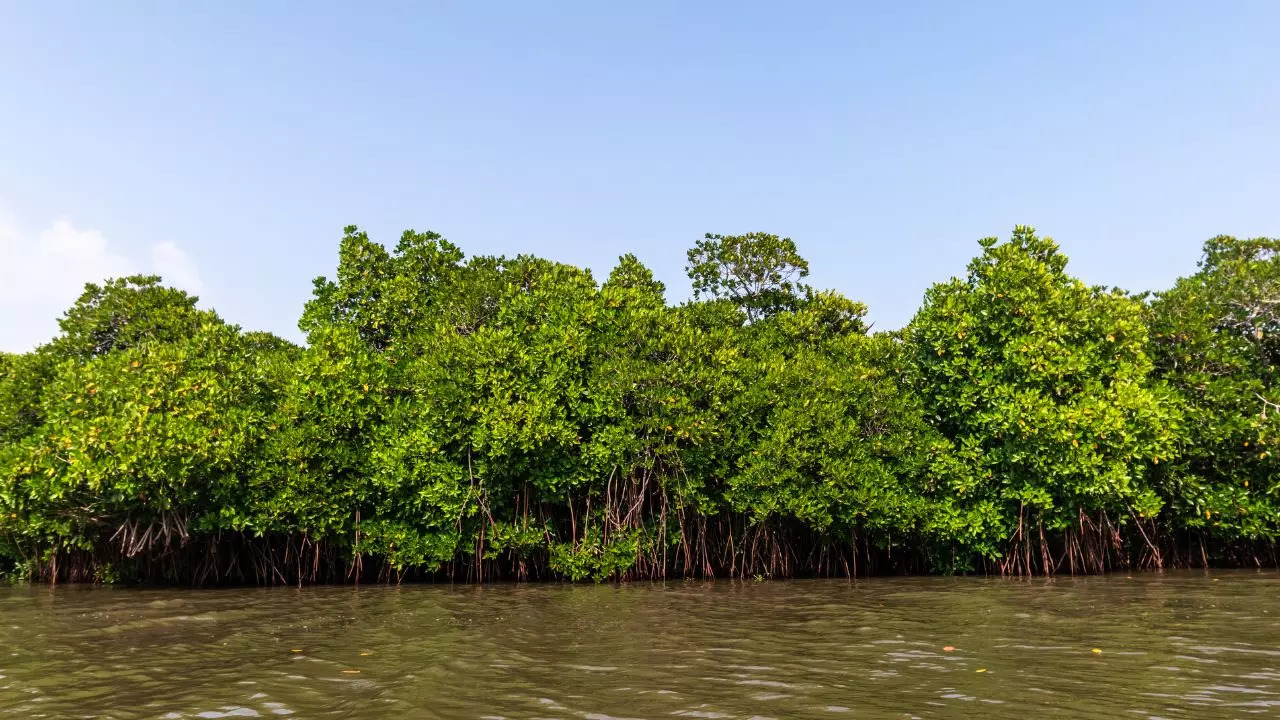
0;573;1278;719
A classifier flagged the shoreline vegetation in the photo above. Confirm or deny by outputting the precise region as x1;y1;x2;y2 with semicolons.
2;226;1278;585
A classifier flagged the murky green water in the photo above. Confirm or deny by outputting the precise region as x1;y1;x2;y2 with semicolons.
1;573;1278;719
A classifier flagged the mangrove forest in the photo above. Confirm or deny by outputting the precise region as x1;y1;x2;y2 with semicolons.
1;226;1278;584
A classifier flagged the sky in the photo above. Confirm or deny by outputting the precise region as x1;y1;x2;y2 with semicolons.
2;2;1278;351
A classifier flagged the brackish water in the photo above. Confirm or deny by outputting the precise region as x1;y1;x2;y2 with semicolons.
1;572;1277;719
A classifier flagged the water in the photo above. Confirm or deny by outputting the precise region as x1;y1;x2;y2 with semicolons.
0;573;1277;719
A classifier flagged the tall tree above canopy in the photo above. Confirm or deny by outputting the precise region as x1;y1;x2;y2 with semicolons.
686;232;811;321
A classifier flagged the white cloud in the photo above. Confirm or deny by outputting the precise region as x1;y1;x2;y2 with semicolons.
151;241;203;294
0;211;204;352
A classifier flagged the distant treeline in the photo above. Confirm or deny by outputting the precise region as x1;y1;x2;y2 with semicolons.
2;226;1277;584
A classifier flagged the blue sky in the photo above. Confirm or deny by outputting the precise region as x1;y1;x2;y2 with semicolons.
2;2;1278;350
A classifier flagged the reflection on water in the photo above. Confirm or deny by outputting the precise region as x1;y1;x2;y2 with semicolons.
1;572;1278;719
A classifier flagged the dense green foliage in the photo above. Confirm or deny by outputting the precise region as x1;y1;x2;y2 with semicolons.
908;228;1179;572
1;226;1276;584
1147;236;1280;544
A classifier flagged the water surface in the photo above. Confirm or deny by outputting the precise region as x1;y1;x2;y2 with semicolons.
1;572;1277;719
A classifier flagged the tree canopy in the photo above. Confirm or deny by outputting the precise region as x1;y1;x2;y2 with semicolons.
0;225;1276;584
